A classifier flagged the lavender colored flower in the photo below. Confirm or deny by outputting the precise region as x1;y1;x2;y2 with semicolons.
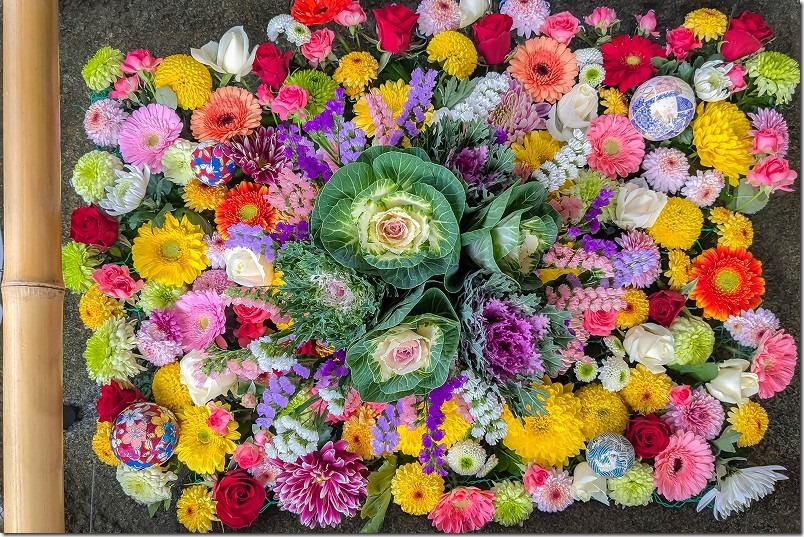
371;400;403;455
271;220;310;246
612;230;661;289
488;77;551;145
337;121;367;164
277;124;331;180
580;236;619;258
224;126;289;185
136;308;183;366
583;184;614;233
225;222;276;260
255;374;296;429
389;68;438;146
420;376;465;476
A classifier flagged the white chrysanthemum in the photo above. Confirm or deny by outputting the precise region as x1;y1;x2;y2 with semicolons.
162;139;197;185
723;308;781;348
602;336;627;359
694;60;734;103
116;464;177;505
446;72;509;122
598;355;630;392
500;0;550;38
286;21;312;46
697;465;787;520
446;440;488;476
580;64;605;87
534;469;575;512
99;164;150;216
249;336;298;373
575;48;603;68
266;14;294;41
417;0;462;36
642;147;690;193
681;169;726;207
574;360;599;382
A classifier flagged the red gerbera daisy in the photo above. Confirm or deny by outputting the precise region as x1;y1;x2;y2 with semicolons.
688;246;765;321
215;182;278;239
291;0;351;26
601;35;666;92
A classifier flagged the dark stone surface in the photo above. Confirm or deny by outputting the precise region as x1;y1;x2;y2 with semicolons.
48;0;800;532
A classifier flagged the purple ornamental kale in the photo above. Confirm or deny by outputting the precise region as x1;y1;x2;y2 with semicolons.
482;299;548;381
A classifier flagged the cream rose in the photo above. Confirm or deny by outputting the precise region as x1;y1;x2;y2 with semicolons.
623;322;675;373
367;207;427;255
706;358;760;404
546;83;599;141
374;326;432;381
180;350;238;406
458;0;490;27
224;247;274;287
570;462;608;504
611;180;668;230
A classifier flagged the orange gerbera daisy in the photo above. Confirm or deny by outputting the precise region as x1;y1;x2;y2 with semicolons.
215;182;279;239
689;246;765;321
191;86;261;143
291;0;351;25
507;36;578;103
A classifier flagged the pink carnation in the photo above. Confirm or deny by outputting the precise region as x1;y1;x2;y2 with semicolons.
654;431;715;501
751;329;797;399
586;114;645;178
428;487;495;533
121;49;162;74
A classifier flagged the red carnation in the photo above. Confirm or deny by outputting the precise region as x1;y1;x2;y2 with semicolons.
70;205;119;251
213;469;267;529
97;380;145;423
602;35;666;92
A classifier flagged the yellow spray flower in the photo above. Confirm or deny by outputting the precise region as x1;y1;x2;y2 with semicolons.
175;403;240;475
665;249;692;290
648;197;704;250
683;9;728;40
397;398;470;456
576;384;629;440
354;80;411;138
390;462;445;515
155;54;213;110
599;87;628;115
616;288;649;329
152;362;194;414
183;179;228;212
692;101;753;184
333;52;379;97
342;405;378;460
426;31;479;80
727;401;769;447
92;420;120;466
132;213;209;287
512;131;562;172
620;364;672;414
177;485;217;533
709;207;754;249
79;284;124;329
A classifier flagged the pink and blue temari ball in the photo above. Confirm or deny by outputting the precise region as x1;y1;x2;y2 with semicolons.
629;76;696;142
586;432;635;478
110;401;179;469
191;141;236;186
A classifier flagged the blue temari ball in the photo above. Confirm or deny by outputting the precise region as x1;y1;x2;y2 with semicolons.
629;76;696;142
586;432;635;478
110;402;179;469
191;141;235;186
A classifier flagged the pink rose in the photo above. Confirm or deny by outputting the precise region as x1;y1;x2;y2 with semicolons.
523;463;551;494
669;385;692;406
301;29;335;65
108;75;139;99
121;49;162;74
256;84;274;106
206;404;234;435
727;63;748;93
583;308;618;337
751;128;783;155
270;85;308;120
240;393;258;408
665;26;701;60
540;11;579;45
584;7;617;31
92;264;143;299
746;156;797;192
233;304;271;324
233;442;264;469
635;10;658;37
335;2;367;26
253;429;271;448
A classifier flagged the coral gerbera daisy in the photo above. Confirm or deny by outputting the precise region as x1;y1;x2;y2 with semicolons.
390;462;445;515
654;431;715;501
176;485;217;533
191;86;262;142
215;181;279;239
512;130;562;173
290;0;350;26
154;54;213;110
586;115;645;178
601;35;665;92
175;403;241;475
117;103;183;173
688;246;765;321
132;213;209;287
692;101;754;183
508;36;578;103
727;401;769;447
428;487;496;533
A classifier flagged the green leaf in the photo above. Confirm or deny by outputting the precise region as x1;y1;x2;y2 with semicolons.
360;455;397;533
146;501;160;518
712;427;741;453
151;203;175;228
311;161;375;239
677;62;694;84
154;86;178;109
494;447;526;476
668;362;719;383
724;179;771;214
372;151;429;189
374;285;425;331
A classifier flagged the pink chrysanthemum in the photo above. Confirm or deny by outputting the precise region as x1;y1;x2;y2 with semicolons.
751;328;797;399
273;440;368;529
654;431;715;501
135;308;184;366
174;290;226;351
248;455;282;489
586;115;645;178
204;232;227;269
641;147;690;193
84;98;129;147
680;169;725;207
532;469;575;512
223;126;289;185
662;387;725;440
117;103;182;173
724;308;780;347
416;0;461;36
748;108;789;157
192;269;233;294
615;229;661;288
500;0;551;38
488;76;552;145
428;487;496;533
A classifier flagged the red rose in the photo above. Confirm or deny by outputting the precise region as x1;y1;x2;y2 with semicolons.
213;469;267;529
70;205;119;251
232;304;271;324
648;290;687;327
373;4;419;54
97;380;145;423
473;14;513;65
721;29;763;62
252;43;292;89
233;322;267;347
626;414;671;459
729;11;773;41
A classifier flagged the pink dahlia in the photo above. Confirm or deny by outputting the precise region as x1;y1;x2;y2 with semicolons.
662;387;725;440
748;107;789;157
532;468;574;512
416;0;461;36
500;0;551;38
428;487;496;533
586;114;645;178
84;99;129;147
654;431;715;501
751;328;797;399
174;290;227;351
135;308;184;366
273;440;368;529
680;169;725;208
641;147;690;193
192;269;233;294
223;126;289;185
117;103;182;173
723;308;780;347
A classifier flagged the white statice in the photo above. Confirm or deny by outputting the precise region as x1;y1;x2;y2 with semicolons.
442;72;509;122
697;465;787;520
531;129;592;192
267;415;320;462
99;164;149;216
249;335;299;373
455;368;507;444
694;60;734;102
161;139;197;185
575;48;603;68
316;385;348;417
598;355;630;392
116;464;177;505
266;14;310;46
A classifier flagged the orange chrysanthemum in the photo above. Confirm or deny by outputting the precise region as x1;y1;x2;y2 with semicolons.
291;0;351;25
507;36;578;103
190;86;261;143
689;246;765;321
215;182;279;239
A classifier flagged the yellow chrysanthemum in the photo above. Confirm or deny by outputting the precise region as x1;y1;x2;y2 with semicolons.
620;364;672;414
709;207;754;249
426;31;479;80
175;403;240;475
182;179;228;212
342;405;378;460
354;80;411;138
727;401;769;447
538;267;584;284
152;362;194;414
390;462;445;515
665;249;692;290
599;87;628;115
616;288;649;329
502;379;586;467
79;284;124;329
177;485;217;533
683;9;728;41
333;51;379;97
154;54;213;110
512;131;562;172
576;384;629;440
692;101;753;184
92;420;120;466
648;197;704;250
397;398;471;457
132;213;209;287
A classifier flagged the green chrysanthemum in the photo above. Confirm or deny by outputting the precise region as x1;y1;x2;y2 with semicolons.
283;70;338;115
136;280;186;314
608;462;655;507
85;317;143;384
746;51;801;105
82;46;125;91
62;241;101;293
72;150;124;204
669;316;715;366
580;64;605;87
492;480;534;527
575;360;598;382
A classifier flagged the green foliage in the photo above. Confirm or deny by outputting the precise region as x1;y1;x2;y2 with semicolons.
360;455;398;533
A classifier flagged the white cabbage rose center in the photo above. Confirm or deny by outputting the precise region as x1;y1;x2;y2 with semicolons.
374;325;434;380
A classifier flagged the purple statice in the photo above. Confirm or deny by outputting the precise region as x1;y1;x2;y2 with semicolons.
446;146;489;188
389;68;438;146
482;299;547;382
580;235;619;258
277;124;331;180
313;350;350;416
583;185;614;234
371;400;403;456
303;88;346;135
493;126;508;145
612;230;661;289
566;226;582;239
270;220;310;246
224;126;289;185
255;374;296;429
225;222;276;261
337;121;366;164
303;88;365;165
420;376;466;476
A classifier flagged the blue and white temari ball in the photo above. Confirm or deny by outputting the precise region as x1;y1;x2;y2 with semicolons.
629;76;696;141
586;432;635;478
191;141;235;186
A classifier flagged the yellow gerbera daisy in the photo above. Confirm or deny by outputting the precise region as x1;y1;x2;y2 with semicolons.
512;131;562;172
175;403;240;475
648;197;704;250
426;31;479;80
182;179;228;212
79;284;124;329
665;249;692;290
152;362;194;414
396;398;471;457
683;9;728;41
599;87;628;115
333;51;379;97
132;213;209;287
616;288;649;329
692;101;753;184
620;364;672;414
727;401;769;447
177;485;217;533
354;80;411;138
154;54;213;110
92;420;120;466
576;384;629;440
342;405;378;460
390;462;445;515
709;207;754;249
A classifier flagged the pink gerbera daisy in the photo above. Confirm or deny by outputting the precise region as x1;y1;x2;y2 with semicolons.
662;387;725;440
641;147;690;193
533;469;575;512
416;0;461;36
174;290;227;351
586;115;645;178
654;431;715;501
681;169;725;208
428;487;496;533
751;328;797;399
84;98;129;147
117;103;182;173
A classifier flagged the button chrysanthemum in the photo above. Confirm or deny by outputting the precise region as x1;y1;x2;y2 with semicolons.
333;52;379;97
154;54;213;110
669;316;715;366
746;51;801;105
692;101;754;183
576;383;629;440
426;31;479;80
620;364;672;414
72;150;124;204
390;462;445;515
492;480;534;527
79;284;124;329
727;401;769;447
607;462;655;507
683;8;727;40
82;46;124;91
647;197;703;250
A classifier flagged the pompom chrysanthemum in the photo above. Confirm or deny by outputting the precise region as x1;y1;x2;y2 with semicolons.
654;431;715;501
426;31;479;80
681;169;725;207
333;52;379;97
727;401;769;447
508;36;578;103
647;197;703;250
176;485;217;533
492;480;534;527
663;386;724;440
586;114;645;178
154;54;213;110
641;148;689;194
608;462;655;507
746;52;800;105
62;241;101;293
580;64;605;87
692;101;754;183
500;0;550;38
162;139;197;185
283;70;338;115
669;316;715;366
428;487;496;533
84;99;129;146
709;207;754;249
92;419;119;466
152;362;194;414
616;288;649;329
533;469;575;512
445;440;490;476
79;284;123;329
574;360;598;382
82;46;124;91
176;402;241;475
84;317;142;384
575;48;603;67
72;150;124;204
620;364;672;414
174;290;226;351
118;104;183;173
576;383;629;440
390;462;445;515
683;8;727;40
191;86;262;142
417;0;461;36
724;308;780;348
136;280;186;314
99;164;150;216
132;213;210;287
598;355;631;392
116;464;177;505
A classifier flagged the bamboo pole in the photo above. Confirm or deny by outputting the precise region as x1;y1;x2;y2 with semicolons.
2;0;65;532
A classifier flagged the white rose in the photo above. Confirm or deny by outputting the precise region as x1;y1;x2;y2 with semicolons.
570;462;609;504
191;26;257;81
623;323;675;373
546;83;599;141
225;247;274;287
706;358;759;404
180;350;237;406
374;326;432;381
694;60;734;103
458;0;490;27
611;181;668;230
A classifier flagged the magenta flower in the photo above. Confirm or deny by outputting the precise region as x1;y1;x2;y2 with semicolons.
174;290;227;351
117;103;182;173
